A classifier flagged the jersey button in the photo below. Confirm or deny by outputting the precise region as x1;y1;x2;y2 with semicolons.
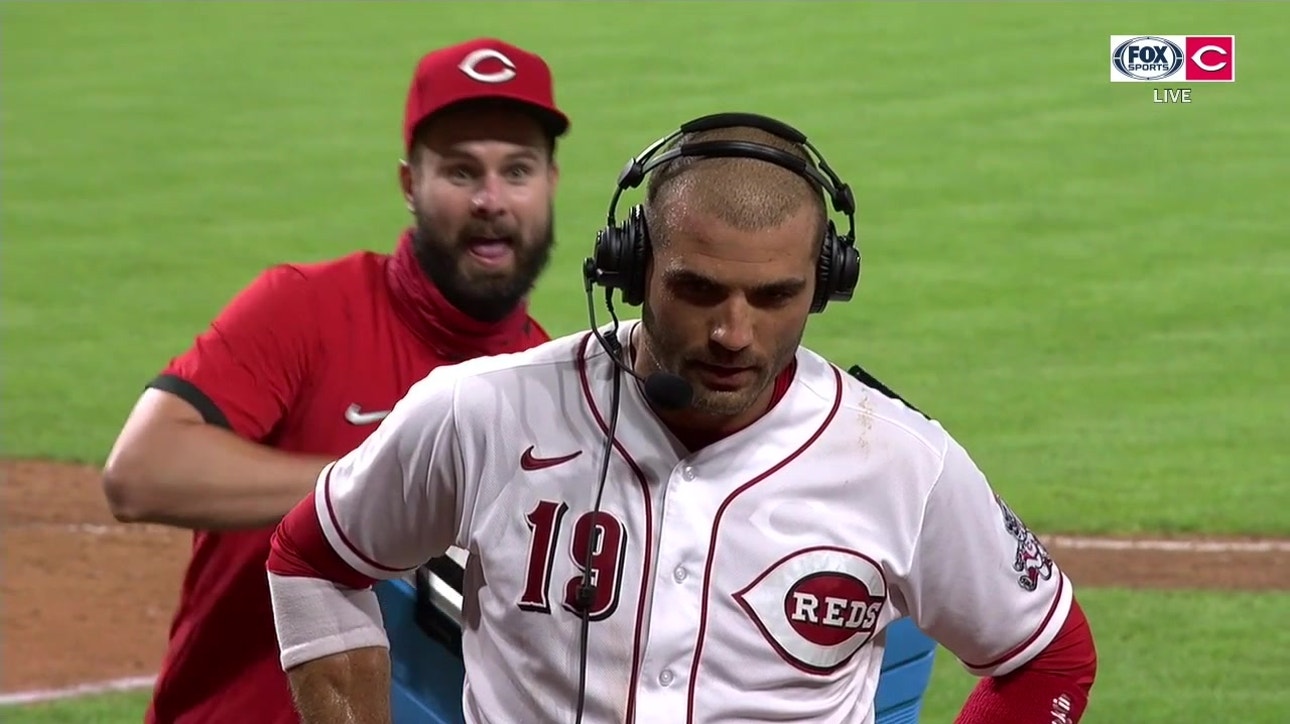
658;669;675;686
681;466;696;481
673;566;688;583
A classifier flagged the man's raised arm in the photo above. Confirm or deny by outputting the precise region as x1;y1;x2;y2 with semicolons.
266;368;468;723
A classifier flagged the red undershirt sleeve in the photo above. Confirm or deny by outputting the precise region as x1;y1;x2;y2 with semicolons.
955;597;1097;723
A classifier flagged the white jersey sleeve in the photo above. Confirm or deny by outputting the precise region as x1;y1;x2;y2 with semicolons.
269;363;492;670
900;434;1072;677
316;366;466;579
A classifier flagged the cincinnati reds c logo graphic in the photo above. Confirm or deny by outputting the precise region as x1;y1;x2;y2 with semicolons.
1190;45;1228;72
458;49;517;84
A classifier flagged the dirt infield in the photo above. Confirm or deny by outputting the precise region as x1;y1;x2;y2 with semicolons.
3;459;1288;694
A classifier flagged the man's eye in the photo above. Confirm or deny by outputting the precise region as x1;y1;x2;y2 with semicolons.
766;289;797;304
676;281;722;303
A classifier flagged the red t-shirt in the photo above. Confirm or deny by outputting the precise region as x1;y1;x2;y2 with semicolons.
144;233;549;724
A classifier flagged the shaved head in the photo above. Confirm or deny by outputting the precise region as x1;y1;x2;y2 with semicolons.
643;126;828;251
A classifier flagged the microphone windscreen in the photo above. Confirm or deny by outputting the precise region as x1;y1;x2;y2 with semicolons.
643;372;694;410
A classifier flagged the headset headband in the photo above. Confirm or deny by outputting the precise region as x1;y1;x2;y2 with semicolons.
604;112;857;244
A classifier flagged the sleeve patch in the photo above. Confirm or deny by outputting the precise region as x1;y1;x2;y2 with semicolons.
996;494;1055;592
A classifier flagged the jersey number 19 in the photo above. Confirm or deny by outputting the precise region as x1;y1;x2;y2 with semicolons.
517;500;628;621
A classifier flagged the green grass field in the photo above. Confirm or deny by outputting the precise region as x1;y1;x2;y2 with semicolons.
3;1;1288;722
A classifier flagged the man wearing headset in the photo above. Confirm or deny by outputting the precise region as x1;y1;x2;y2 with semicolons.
266;117;1098;723
101;38;565;723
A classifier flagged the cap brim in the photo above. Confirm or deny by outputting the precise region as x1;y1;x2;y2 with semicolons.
413;95;570;144
528;105;570;138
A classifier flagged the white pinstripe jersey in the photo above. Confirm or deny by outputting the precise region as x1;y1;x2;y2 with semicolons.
315;321;1071;723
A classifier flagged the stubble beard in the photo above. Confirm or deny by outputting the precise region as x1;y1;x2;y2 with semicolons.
640;300;792;418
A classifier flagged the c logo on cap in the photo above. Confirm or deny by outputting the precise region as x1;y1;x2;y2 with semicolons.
458;49;517;84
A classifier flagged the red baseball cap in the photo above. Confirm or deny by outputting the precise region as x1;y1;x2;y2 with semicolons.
403;37;570;151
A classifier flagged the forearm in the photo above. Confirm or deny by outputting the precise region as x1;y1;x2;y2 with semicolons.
103;419;331;529
287;647;392;724
268;552;391;723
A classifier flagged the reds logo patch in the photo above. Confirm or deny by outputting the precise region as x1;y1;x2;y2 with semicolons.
996;494;1054;592
734;547;887;675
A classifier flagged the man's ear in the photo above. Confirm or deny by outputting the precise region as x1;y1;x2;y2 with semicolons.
547;159;560;191
398;159;414;212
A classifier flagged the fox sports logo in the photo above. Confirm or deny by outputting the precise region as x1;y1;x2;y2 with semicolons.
1112;36;1184;81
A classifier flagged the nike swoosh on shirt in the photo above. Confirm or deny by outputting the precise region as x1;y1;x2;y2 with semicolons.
344;404;391;426
520;446;582;471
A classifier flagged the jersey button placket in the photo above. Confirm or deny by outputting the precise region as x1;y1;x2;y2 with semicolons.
635;461;701;717
669;463;695;589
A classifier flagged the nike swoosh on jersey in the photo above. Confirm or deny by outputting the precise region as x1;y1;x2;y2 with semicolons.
344;404;391;426
519;446;582;471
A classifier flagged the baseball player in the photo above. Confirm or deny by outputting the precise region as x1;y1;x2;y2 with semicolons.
101;38;568;724
266;119;1097;723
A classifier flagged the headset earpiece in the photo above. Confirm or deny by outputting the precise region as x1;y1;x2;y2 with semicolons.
588;112;861;314
811;221;861;313
811;222;838;314
591;204;650;307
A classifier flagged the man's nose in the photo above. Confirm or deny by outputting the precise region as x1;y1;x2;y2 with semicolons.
471;175;506;218
710;298;754;352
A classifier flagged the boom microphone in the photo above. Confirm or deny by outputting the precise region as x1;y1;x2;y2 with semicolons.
582;258;694;411
598;336;693;411
644;370;694;410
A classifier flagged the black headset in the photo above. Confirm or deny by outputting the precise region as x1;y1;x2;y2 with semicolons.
585;111;862;314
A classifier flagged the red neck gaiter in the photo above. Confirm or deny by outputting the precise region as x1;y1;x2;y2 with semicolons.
385;229;534;362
